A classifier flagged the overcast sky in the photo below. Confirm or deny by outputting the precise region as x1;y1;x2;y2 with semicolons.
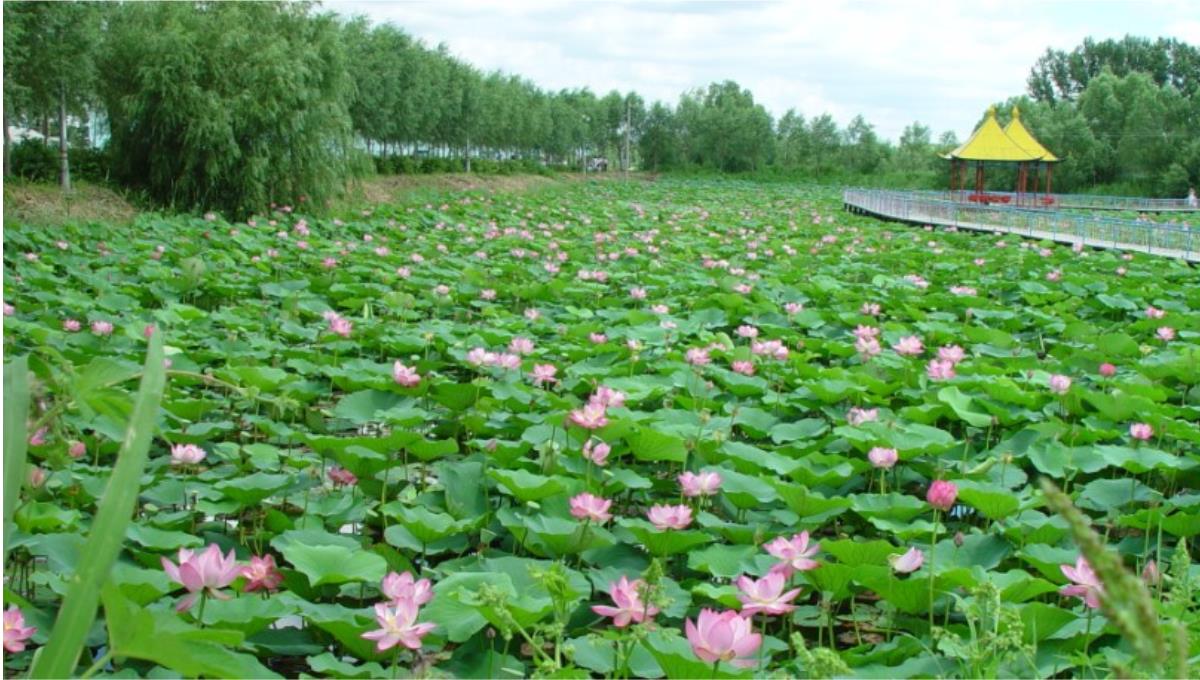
327;0;1200;141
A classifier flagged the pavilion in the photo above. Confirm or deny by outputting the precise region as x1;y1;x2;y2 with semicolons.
943;106;1059;206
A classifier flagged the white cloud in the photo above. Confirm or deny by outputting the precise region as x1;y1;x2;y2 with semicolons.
327;0;1198;141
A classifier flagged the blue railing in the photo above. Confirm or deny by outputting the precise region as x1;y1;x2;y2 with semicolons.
843;188;1197;261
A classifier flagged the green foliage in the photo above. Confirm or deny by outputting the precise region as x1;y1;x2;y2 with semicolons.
98;2;361;216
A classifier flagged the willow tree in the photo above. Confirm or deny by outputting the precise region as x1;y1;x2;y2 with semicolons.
99;2;359;216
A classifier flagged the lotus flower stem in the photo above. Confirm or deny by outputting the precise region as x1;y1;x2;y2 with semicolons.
929;509;940;632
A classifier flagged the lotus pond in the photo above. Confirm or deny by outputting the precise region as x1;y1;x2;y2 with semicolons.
2;179;1198;679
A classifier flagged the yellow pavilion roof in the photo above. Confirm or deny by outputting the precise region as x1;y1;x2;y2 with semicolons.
1002;106;1059;162
943;106;1045;162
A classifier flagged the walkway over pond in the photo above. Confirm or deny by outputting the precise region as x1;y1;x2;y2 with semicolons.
843;189;1199;263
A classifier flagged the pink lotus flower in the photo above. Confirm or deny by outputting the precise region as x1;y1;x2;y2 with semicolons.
685;347;711;366
161;544;241;611
868;447;898;469
68;440;86;459
1099;363;1117;377
569;403;609;430
893;336;924;356
322;257;338;269
751;339;789;361
846;407;878;426
889;547;924;574
590;386;627;409
647;504;693;530
937;345;965;364
731;360;755;376
2;303;13;317
4;605;36;653
1046;270;1062;282
592;576;658;627
926;359;956;381
1060;556;1103;609
28;467;45;488
329;467;358;486
28;428;47;447
679;470;722;497
1156;326;1175;342
589;332;608;344
1129;423;1153;441
630;287;647;300
361;600;436;652
393;361;421;387
242;554;283;593
853;325;880;341
736;325;759;339
531;364;558;386
1145;306;1165;319
569;493;613;523
860;302;881;316
327;315;352;338
785;302;803;314
495;353;521;370
466;347;496;366
684;609;762;667
926;480;958;511
524;308;541;321
855;336;882;360
764;531;820;573
1049;374;1072;394
651;303;669;314
433;284;451;296
91;320;114;336
170;444;206;466
583;439;611;466
381;571;433;607
736;571;802;616
63;319;81;332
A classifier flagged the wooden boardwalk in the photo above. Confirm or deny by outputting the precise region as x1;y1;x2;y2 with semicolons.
844;190;1199;264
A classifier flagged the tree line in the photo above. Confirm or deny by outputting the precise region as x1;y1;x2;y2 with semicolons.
4;2;1199;216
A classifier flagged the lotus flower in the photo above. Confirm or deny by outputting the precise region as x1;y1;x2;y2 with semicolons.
68;440;86;459
569;403;609;430
889;547;924;574
530;364;558;386
509;337;535;355
591;576;658;627
91;320;114;336
590;386;626;409
1129;423;1153;441
679;470;722;497
926;480;958;511
242;554;283;593
937;345;965;364
63;319;81;332
161;544;241;611
735;570;802;615
893;336;924;356
361;600;436;652
381;571;433;607
685;347;711;366
868;447;898;469
1049;374;1072;394
392;361;421;387
3;605;36;653
583;439;611;466
731;360;755;376
1098;363;1116;377
764;531;820;573
1060;556;1103;609
684;609;762;667
170;443;206;466
1156;326;1175;341
647;504;693;530
846;407;878;426
569;493;612;523
926;358;956;381
329;467;358;486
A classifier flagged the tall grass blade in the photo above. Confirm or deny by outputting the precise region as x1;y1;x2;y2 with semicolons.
3;355;31;562
29;335;166;679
